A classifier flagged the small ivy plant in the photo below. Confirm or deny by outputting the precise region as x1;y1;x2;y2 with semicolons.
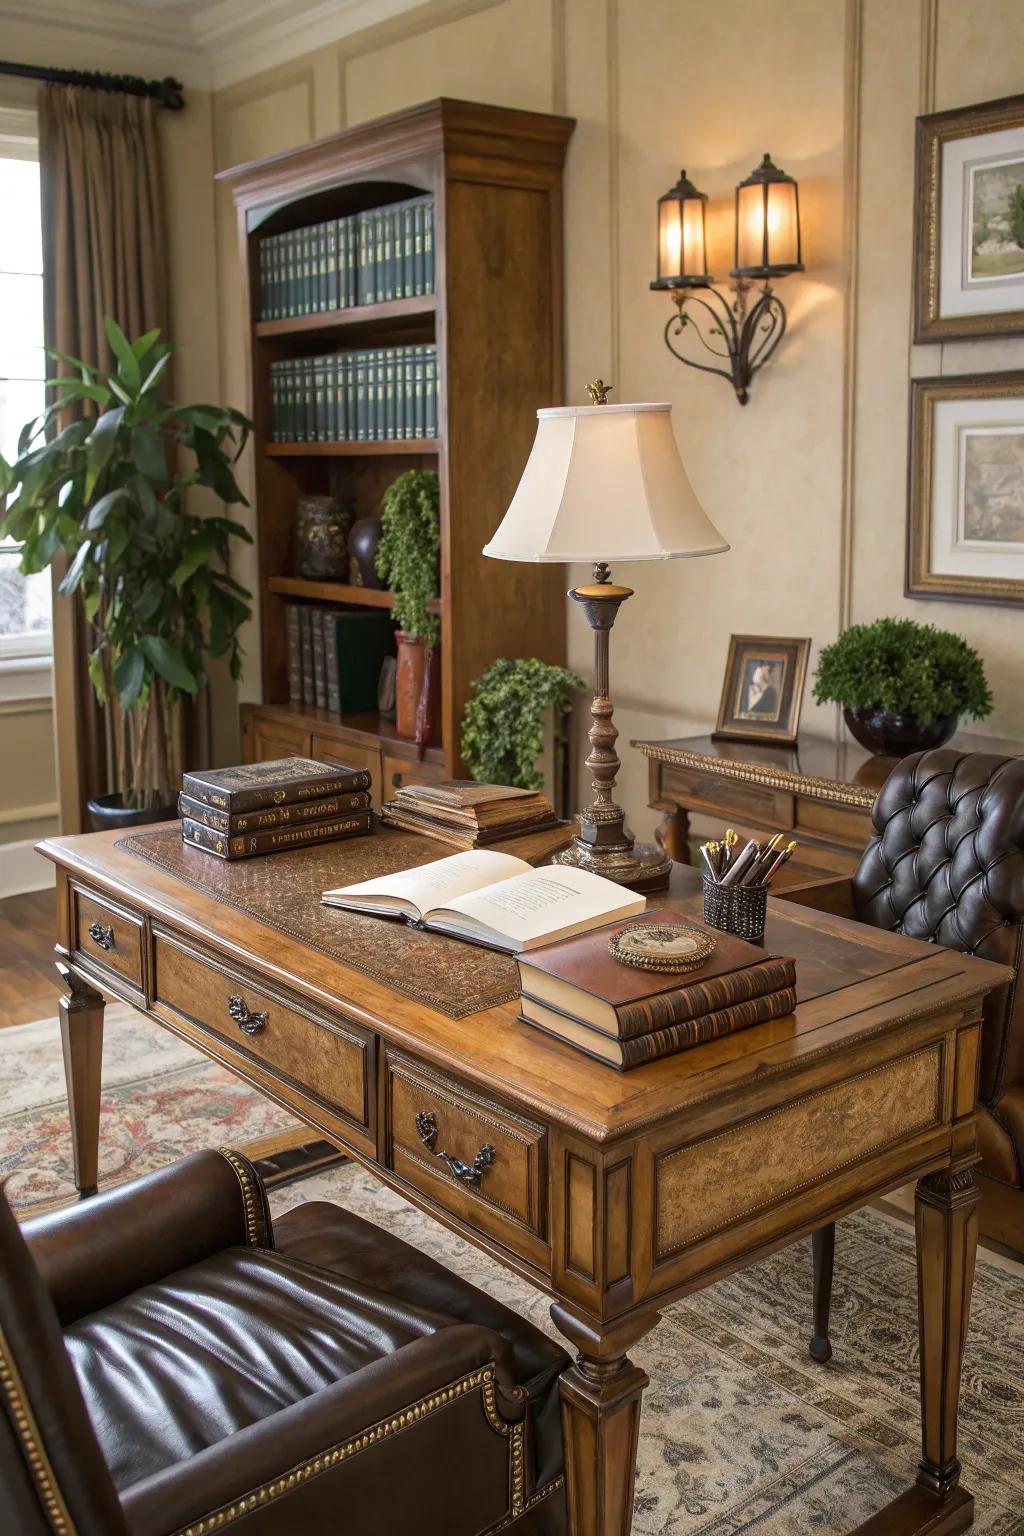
461;658;584;791
813;617;992;721
375;469;440;644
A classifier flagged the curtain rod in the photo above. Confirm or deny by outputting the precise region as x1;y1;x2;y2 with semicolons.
0;62;185;110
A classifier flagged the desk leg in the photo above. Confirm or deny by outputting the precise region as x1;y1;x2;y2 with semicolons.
551;1306;658;1536
56;961;104;1199
916;1164;978;1507
851;1163;978;1536
655;806;689;865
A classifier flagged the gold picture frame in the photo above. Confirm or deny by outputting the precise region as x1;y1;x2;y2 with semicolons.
713;635;810;747
914;92;1024;342
908;372;1024;605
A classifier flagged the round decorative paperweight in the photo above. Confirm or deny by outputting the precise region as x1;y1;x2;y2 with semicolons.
609;922;716;973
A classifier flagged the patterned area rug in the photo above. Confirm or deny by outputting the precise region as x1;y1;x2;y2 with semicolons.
0;1006;308;1214
274;1165;1024;1535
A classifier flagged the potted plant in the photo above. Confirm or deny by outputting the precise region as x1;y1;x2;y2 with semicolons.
812;617;992;754
461;657;583;799
375;469;440;744
0;319;253;827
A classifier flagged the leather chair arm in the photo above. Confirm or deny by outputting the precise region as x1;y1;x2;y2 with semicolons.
120;1324;526;1536
24;1149;272;1325
776;875;856;920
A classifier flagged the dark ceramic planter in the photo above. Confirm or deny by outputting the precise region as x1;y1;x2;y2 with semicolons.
843;707;958;756
86;793;178;832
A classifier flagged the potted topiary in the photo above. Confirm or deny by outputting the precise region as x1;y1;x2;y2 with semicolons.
461;657;583;801
813;617;992;754
0;319;253;827
375;469;440;744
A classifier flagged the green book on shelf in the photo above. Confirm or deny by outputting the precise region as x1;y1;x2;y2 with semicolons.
423;202;434;293
328;610;396;714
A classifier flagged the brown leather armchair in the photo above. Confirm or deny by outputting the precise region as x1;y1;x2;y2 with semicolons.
781;748;1024;1361
0;1148;569;1535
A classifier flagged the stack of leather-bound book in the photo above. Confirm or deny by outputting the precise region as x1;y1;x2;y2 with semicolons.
179;756;373;860
380;779;570;861
516;910;796;1069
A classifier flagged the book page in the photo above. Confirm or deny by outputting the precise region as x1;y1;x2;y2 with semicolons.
426;864;644;949
323;847;530;917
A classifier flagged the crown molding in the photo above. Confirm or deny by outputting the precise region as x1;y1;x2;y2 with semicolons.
0;0;427;91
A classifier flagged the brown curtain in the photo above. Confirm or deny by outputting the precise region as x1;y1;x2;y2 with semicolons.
39;85;170;830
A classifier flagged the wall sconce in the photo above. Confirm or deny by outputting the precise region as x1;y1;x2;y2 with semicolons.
650;153;804;405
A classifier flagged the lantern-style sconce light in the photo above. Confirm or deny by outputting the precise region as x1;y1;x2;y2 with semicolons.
651;153;804;405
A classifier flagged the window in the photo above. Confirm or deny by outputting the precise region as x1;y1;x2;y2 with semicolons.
0;134;50;663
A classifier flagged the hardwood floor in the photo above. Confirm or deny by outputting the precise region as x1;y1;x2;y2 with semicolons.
0;889;58;1029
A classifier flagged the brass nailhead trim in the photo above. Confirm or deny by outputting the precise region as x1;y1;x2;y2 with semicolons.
482;1380;528;1516
0;1320;76;1535
489;1475;565;1531
172;1364;523;1536
218;1147;268;1247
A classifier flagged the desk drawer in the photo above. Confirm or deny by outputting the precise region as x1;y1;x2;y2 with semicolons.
152;930;372;1143
385;1050;548;1260
72;885;144;991
662;764;793;828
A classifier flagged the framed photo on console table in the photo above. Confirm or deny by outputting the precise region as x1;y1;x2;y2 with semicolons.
914;93;1024;341
908;372;1024;605
713;635;810;746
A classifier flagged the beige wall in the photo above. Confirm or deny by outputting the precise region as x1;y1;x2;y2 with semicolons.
212;0;842;840
198;0;1024;841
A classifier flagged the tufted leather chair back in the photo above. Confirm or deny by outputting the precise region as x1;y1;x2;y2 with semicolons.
853;749;1024;1108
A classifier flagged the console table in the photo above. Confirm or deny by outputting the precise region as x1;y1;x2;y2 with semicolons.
41;827;1010;1536
635;729;1023;880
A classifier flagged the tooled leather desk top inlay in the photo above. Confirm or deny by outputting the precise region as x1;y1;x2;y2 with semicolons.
118;824;519;1019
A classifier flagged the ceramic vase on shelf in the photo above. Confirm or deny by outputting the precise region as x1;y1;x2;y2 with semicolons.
294;494;351;581
348;516;385;589
395;633;439;749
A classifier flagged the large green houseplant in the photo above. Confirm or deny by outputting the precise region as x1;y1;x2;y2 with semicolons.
0;319;253;820
813;616;992;754
376;469;440;745
461;657;583;797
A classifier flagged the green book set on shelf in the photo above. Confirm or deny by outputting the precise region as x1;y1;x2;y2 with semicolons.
286;605;396;714
270;344;437;444
259;196;434;320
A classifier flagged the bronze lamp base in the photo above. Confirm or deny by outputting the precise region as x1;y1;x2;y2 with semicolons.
558;564;671;894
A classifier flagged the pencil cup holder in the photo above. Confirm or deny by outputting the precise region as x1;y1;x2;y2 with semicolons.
702;877;767;943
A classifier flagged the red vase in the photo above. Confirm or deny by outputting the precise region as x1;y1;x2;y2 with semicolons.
395;633;427;740
395;634;439;751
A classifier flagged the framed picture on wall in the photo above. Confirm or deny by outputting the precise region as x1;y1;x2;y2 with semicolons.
713;635;810;747
908;372;1024;605
914;93;1024;341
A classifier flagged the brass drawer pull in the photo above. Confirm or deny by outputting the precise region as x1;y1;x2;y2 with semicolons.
88;921;114;951
228;995;268;1036
414;1110;495;1185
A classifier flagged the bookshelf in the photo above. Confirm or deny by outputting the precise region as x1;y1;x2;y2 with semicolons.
219;99;575;801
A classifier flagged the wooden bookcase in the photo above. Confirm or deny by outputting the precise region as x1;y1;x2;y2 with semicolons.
219;99;575;804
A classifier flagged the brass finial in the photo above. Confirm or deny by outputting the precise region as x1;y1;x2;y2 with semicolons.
586;379;612;405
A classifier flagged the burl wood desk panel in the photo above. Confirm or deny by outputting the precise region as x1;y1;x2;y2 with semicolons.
40;830;1011;1536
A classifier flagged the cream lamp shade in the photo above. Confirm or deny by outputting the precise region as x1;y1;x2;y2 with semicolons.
482;402;729;563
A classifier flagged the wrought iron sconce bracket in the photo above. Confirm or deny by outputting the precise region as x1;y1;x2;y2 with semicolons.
661;280;786;406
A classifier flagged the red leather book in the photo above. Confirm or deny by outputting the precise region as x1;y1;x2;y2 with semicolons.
516;909;795;1040
519;985;796;1069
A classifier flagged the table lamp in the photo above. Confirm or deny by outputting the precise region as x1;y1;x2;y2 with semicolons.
483;383;729;891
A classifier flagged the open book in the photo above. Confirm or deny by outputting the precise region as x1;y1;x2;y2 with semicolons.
322;848;645;954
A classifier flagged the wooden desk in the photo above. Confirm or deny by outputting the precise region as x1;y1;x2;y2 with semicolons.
636;730;1023;879
40;829;1011;1536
